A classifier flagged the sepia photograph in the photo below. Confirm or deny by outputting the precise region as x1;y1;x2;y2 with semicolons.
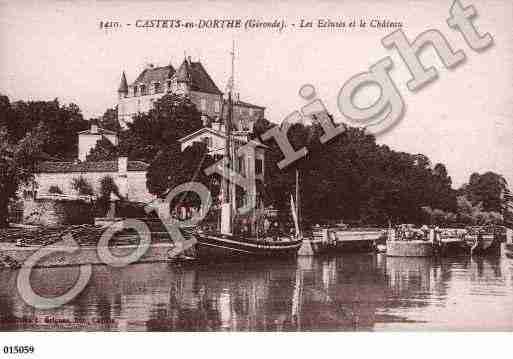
0;0;512;355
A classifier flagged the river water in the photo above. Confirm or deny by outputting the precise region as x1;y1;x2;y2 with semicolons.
1;249;512;331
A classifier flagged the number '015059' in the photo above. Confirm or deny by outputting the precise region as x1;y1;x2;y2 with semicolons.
2;345;34;354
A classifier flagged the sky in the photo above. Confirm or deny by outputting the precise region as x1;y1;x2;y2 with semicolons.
0;0;511;188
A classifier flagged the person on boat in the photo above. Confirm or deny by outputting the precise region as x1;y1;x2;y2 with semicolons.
269;220;280;240
420;225;429;240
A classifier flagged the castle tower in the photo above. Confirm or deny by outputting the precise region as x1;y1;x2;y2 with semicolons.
118;71;128;99
176;57;192;95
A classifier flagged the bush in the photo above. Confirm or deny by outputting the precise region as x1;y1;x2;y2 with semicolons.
99;175;122;200
71;177;94;196
48;185;63;194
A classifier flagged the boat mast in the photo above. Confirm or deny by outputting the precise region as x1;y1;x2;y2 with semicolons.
221;41;235;234
296;168;301;237
225;41;234;206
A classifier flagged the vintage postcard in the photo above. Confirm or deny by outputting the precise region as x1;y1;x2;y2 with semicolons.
0;0;512;351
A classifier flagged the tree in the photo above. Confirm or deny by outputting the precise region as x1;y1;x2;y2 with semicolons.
258;117;460;226
97;106;121;133
0;126;46;227
146;142;220;208
461;171;508;212
0;95;89;160
458;195;502;225
86;136;118;161
118;94;203;162
99;175;122;200
71;177;94;196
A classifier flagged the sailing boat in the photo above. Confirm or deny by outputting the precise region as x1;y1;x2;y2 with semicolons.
193;43;303;261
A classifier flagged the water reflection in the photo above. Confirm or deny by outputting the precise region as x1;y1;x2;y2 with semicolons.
1;249;512;331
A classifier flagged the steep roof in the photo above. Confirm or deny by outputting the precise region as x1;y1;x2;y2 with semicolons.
131;65;175;87
176;59;222;95
176;59;191;83
36;160;149;173
118;71;128;93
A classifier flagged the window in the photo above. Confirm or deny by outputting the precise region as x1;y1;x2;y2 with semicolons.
238;156;245;176
255;158;263;175
166;80;172;92
214;100;220;113
200;98;207;112
154;82;161;93
133;87;138;96
140;85;146;96
242;119;249;131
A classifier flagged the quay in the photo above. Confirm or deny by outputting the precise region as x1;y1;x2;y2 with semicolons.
0;241;177;268
386;240;434;257
304;226;385;256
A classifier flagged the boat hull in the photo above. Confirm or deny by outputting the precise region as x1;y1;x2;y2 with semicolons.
332;230;382;253
310;228;383;255
194;233;303;261
310;239;333;255
387;240;434;257
465;234;501;256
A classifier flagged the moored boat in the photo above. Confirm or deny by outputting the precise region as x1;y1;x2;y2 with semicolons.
465;227;501;257
191;43;302;261
332;227;384;253
194;232;303;261
308;227;336;255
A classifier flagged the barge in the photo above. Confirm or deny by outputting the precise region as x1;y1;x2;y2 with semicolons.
309;226;385;255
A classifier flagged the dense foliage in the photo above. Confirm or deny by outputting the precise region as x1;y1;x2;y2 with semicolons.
146;142;220;207
253;116;508;227
118;94;203;162
71;177;94;196
95;106;122;133
86;136;118;161
0;124;46;227
458;172;508;213
1;90;510;228
0;95;88;160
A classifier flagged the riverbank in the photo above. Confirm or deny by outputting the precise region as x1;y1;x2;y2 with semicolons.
0;223;179;268
0;241;177;268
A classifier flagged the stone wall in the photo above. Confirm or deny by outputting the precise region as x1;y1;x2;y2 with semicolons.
119;90;223;125
0;241;176;268
33;170;153;203
118;91;164;125
127;171;154;202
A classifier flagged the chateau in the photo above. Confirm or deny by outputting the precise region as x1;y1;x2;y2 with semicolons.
15;56;269;226
117;56;265;132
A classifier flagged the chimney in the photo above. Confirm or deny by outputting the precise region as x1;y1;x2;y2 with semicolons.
118;156;128;175
117;156;129;199
90;122;98;134
187;56;192;64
